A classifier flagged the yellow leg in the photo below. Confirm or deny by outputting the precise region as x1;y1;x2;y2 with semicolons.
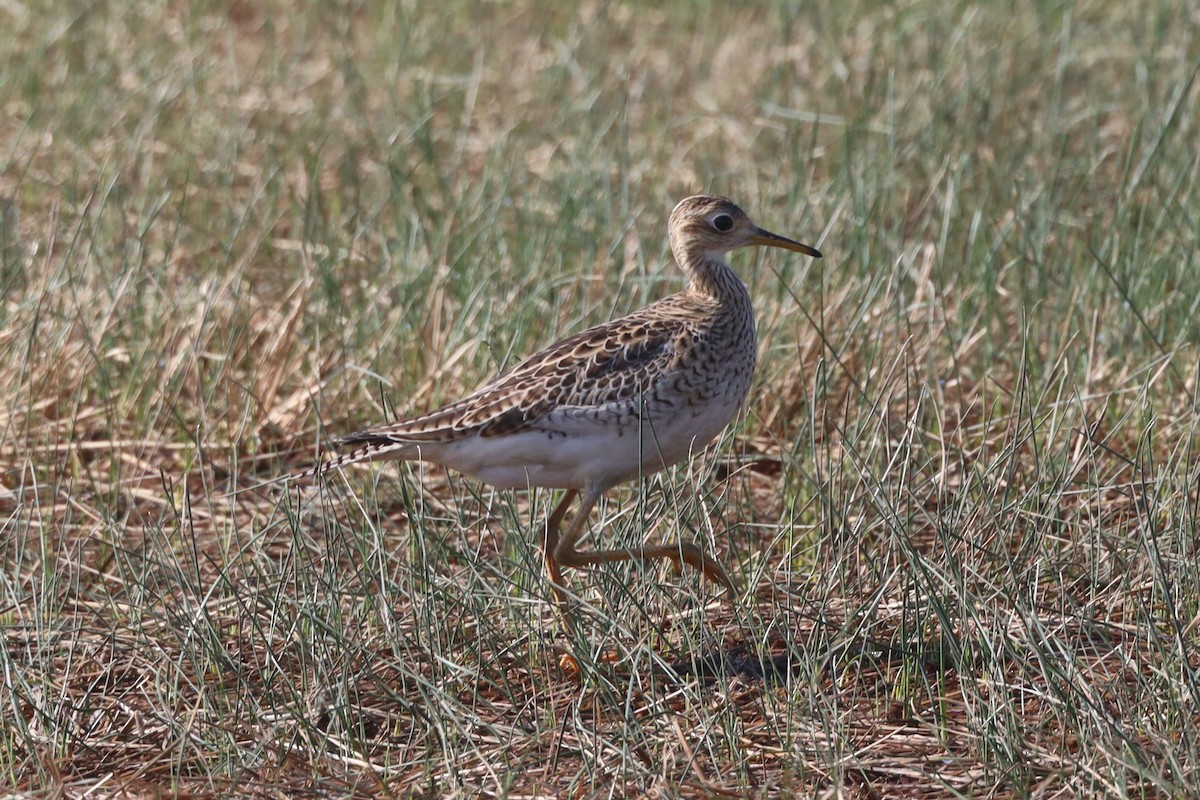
551;490;737;595
543;489;578;611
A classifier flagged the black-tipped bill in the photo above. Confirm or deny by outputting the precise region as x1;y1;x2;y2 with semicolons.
750;228;822;258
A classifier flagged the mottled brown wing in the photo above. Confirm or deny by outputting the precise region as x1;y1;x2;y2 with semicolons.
340;297;701;447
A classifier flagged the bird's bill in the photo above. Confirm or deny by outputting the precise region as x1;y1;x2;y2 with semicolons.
750;228;822;258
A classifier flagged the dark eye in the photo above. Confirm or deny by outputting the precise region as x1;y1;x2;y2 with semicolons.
712;214;734;233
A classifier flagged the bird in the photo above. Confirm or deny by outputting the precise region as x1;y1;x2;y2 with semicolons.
299;196;821;614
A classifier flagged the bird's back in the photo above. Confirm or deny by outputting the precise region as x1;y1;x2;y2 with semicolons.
319;287;753;487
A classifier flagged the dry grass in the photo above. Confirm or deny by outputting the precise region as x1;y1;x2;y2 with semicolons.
2;0;1199;797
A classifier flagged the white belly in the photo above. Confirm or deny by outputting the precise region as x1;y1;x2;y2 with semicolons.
425;394;743;491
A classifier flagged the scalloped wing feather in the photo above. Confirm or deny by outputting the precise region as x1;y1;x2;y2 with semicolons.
337;294;711;453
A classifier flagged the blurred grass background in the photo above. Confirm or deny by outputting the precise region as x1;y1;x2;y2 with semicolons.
2;1;1198;797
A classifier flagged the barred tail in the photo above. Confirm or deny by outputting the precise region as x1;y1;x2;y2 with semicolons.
288;436;416;482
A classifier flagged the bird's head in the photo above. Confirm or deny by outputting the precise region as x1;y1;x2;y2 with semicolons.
668;195;822;263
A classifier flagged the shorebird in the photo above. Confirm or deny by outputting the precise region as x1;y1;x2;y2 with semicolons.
304;196;821;611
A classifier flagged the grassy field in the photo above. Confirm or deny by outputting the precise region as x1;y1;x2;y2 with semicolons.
2;0;1199;796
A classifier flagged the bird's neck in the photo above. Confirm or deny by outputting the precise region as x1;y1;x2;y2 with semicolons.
678;250;751;307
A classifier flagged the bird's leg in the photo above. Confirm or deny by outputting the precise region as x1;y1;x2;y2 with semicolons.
543;488;578;610
543;490;599;639
552;496;737;595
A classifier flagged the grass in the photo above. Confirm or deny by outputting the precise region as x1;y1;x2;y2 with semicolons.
2;0;1199;796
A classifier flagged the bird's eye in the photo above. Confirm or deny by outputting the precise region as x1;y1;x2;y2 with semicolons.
711;214;734;233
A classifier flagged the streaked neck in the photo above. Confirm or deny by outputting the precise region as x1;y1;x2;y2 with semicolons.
678;251;750;304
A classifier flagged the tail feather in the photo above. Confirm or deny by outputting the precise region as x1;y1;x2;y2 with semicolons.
220;436;419;500
288;436;415;482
